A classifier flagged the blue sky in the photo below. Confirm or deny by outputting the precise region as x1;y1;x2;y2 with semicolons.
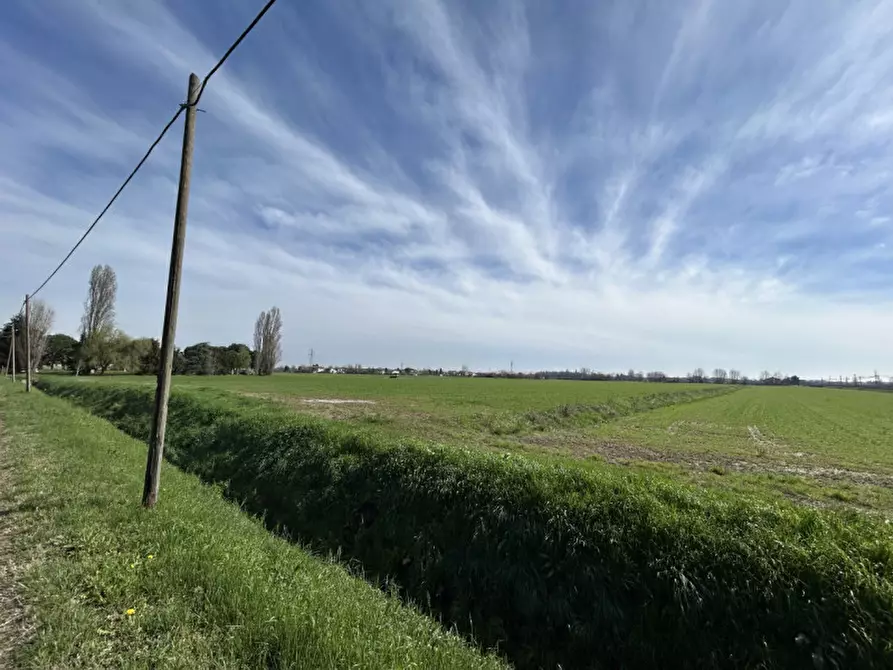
1;0;892;378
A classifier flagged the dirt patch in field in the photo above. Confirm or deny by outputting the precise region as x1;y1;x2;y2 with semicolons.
235;392;396;425
0;418;30;667
521;434;893;488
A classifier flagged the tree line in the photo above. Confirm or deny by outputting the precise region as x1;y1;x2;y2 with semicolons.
2;264;282;377
2;264;810;385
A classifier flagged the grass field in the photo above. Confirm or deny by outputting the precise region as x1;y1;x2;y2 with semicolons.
0;383;504;669
61;373;893;514
34;374;893;668
596;386;893;469
74;373;727;444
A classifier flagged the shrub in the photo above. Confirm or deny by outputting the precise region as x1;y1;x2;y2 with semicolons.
39;379;893;669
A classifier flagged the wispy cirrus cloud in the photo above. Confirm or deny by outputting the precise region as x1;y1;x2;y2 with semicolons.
1;0;892;377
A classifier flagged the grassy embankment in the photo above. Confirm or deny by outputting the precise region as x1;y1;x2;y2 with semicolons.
39;377;893;669
0;383;504;669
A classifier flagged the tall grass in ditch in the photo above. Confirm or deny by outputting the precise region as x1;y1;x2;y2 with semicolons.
40;379;893;669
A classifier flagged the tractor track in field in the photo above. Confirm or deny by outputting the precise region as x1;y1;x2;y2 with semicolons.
522;437;893;489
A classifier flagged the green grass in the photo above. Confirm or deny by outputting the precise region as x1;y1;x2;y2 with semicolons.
37;377;893;669
51;373;729;446
70;373;716;410
592;386;893;470
0;383;505;669
48;375;893;513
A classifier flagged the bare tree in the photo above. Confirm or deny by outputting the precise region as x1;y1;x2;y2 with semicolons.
253;312;264;373
79;265;117;374
690;367;705;383
25;299;54;370
253;306;283;375
729;369;741;383
81;265;117;338
712;368;728;384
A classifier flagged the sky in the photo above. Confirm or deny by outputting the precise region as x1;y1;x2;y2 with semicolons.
1;0;892;379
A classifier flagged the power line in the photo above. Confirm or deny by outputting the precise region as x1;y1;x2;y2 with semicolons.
193;0;278;107
26;0;280;301
28;108;185;300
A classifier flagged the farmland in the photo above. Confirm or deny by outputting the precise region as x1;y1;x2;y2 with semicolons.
75;374;726;444
23;373;893;668
66;373;893;514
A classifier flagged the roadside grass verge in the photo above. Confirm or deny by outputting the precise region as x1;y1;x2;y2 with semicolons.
0;384;504;669
38;378;893;669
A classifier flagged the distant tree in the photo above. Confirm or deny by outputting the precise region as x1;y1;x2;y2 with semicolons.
78;265;117;374
253;308;283;376
760;370;771;382
23;299;55;371
101;330;141;373
121;337;155;372
729;369;741;383
80;265;116;338
75;327;113;374
214;347;235;375
183;342;217;375
222;343;251;373
690;367;706;383
173;348;187;375
252;317;263;373
138;339;161;375
43;333;79;370
0;314;26;373
110;332;135;371
712;368;728;384
91;329;130;374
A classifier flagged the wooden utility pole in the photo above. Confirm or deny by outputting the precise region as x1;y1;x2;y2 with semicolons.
25;295;31;392
10;323;15;383
142;72;200;508
3;330;11;379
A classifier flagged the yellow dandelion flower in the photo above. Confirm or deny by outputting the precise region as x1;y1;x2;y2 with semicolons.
129;563;135;569
125;608;136;616
147;554;154;560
